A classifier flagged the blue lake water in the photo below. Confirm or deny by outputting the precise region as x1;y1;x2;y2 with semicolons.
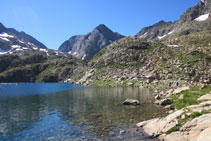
0;83;165;140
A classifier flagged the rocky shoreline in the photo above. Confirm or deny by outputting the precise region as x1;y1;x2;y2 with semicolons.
136;84;211;141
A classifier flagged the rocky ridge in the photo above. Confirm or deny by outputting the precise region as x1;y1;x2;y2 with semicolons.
137;0;211;40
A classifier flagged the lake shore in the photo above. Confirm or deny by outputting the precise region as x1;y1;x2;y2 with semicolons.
136;84;211;141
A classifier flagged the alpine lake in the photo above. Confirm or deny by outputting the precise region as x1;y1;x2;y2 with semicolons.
0;83;166;140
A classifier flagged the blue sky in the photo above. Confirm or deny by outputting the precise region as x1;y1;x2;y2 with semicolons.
0;0;199;49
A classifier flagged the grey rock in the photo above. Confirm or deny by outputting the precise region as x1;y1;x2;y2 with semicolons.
160;99;172;106
155;94;161;100
123;98;140;106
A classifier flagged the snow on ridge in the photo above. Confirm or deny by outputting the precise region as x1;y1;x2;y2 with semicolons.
0;33;14;38
0;37;10;42
195;13;210;22
23;47;28;50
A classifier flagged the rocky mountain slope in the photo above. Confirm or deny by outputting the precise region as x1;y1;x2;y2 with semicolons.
71;23;211;86
136;0;211;40
58;24;124;60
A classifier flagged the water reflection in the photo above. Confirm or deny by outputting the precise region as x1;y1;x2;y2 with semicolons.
0;84;166;140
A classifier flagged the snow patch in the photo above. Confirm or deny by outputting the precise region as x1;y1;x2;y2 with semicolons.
73;52;77;55
11;45;21;48
39;48;48;52
168;30;175;35
33;47;38;50
55;51;59;56
195;13;209;22
27;42;34;46
0;33;14;38
82;54;86;60
167;44;179;47
139;32;148;38
23;47;28;50
15;48;23;51
68;51;72;54
19;40;25;44
158;34;167;40
0;37;10;42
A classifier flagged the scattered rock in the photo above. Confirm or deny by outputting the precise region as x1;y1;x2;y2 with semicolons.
128;82;134;87
181;114;186;120
155;94;161;100
179;95;184;100
120;130;126;135
200;84;207;89
160;99;172;106
198;93;211;101
123;98;140;106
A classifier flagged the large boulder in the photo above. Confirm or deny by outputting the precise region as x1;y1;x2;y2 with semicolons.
123;98;140;106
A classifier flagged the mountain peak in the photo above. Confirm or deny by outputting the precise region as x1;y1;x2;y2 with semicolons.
94;24;111;33
59;24;123;60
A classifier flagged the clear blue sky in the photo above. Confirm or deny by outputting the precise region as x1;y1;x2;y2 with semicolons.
0;0;199;50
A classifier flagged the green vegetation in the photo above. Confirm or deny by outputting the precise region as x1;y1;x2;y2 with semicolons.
72;68;87;81
36;65;55;82
89;48;106;65
88;80;118;87
170;85;211;110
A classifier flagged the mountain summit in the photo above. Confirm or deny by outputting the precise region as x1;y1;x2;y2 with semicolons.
58;24;124;60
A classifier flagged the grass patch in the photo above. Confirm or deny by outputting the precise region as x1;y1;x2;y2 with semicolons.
89;48;106;65
88;80;118;87
35;65;55;82
170;85;211;110
72;68;86;81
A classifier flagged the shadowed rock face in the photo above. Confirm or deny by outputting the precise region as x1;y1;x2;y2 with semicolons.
58;24;124;60
136;0;211;40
